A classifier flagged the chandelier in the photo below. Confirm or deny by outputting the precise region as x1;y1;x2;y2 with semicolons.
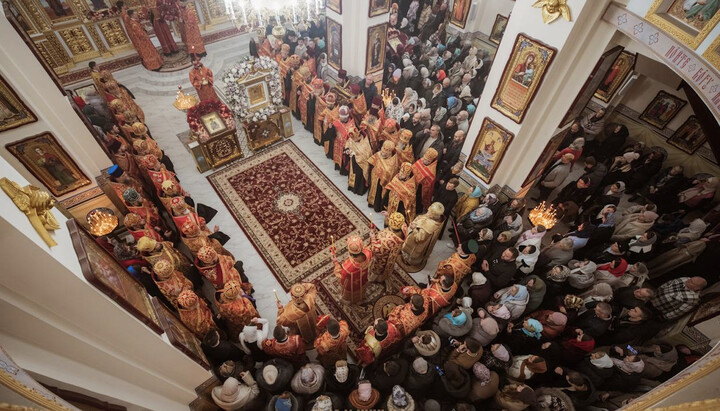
223;0;322;27
528;201;558;229
173;86;199;112
381;88;396;107
87;208;119;237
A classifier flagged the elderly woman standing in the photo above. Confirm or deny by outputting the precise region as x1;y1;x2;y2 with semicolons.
538;237;575;269
493;285;530;320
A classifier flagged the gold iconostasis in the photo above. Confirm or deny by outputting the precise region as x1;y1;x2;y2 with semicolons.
5;0;230;75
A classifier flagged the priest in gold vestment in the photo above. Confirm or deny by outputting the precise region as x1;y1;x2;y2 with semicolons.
401;202;445;272
367;141;399;211
436;240;479;286
385;162;418;225
276;283;318;345
387;294;429;337
369;212;406;292
215;281;259;342
177;289;216;338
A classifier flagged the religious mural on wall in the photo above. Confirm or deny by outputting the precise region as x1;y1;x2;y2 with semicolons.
491;34;556;123
490;14;508;45
466;118;514;184
450;0;472;29
369;0;390;17
6;132;91;196
327;17;342;70
639;90;687;130
594;50;636;103
646;0;720;48
0;74;37;132
366;23;388;75
668;115;706;153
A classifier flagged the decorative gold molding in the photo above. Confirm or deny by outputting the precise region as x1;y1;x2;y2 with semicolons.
646;0;720;50
18;0;52;32
532;0;571;24
621;347;720;410
58;26;100;61
87;23;111;57
648;398;720;411
702;34;720;72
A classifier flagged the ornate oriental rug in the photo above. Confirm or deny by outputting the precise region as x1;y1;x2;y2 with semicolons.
208;140;417;351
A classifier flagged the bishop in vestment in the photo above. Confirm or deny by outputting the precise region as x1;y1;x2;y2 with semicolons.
124;212;163;242
379;118;401;146
189;60;218;102
177;289;216;338
195;246;246;291
136;236;201;287
396;129;415;165
330;106;357;170
314;318;350;367
401;202;445;271
354;319;402;366
385;162;418;223
333;236;372;305
369;212;406;291
215;281;258;342
276;283;318;345
290;66;312;115
359;97;383;151
367;141;399;211
316;92;338;147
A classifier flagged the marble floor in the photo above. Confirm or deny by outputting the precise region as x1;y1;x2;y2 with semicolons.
112;34;456;329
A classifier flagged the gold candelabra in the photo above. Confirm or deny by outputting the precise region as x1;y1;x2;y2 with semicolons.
528;201;558;229
173;86;199;112
381;88;396;107
87;208;119;237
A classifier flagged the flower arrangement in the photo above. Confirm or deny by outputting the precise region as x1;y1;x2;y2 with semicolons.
222;56;284;122
186;100;236;142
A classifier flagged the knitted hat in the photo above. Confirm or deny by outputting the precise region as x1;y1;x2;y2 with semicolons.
412;357;428;374
471;272;487;286
472;363;491;384
263;364;279;384
135;236;157;252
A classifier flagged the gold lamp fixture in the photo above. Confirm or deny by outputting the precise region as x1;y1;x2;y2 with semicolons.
87;208;119;237
528;201;558;229
381;88;396;107
173;85;199;112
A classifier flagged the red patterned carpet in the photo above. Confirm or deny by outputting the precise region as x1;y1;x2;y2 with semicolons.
208;140;371;290
208;140;416;351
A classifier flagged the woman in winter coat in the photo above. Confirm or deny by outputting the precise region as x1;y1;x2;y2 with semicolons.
493;285;530;320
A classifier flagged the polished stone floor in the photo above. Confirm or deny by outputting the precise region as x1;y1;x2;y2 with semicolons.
110;34;456;328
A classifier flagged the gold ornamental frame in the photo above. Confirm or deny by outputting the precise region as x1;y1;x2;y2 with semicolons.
702;34;720;71
646;0;720;49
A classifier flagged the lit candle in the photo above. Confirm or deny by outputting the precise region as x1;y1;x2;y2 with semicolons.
306;0;311;19
275;5;280;25
273;289;280;303
369;212;374;229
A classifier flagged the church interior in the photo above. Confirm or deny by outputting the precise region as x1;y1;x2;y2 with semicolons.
2;0;720;409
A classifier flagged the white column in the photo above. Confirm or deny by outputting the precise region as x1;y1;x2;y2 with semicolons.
325;1;389;79
461;0;618;191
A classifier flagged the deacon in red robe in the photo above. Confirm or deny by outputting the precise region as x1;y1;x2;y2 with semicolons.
189;60;218;102
333;235;372;305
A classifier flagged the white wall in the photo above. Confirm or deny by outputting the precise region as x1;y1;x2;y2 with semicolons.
621;75;693;131
0;154;210;409
0;9;111;200
464;0;515;35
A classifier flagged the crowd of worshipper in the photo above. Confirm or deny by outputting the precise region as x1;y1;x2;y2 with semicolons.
67;1;720;410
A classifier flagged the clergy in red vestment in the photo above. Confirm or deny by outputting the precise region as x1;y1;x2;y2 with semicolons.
354;318;402;366
215;281;259;342
413;147;439;213
314;318;350;367
435;240;479;286
180;218;232;259
369;212;406;292
124;212;163;242
123;9;164;71
366;140;399;211
387;294;429;337
333;235;372;305
263;326;308;367
149;259;192;308
144;1;178;55
330;106;357;171
179;2;206;57
195;246;246;291
189;60;218;102
386;162;418;223
402;274;457;316
121;187;161;228
177;289;216;338
136;236;199;286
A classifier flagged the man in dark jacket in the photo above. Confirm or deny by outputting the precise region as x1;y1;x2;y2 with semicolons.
412;124;445;160
632;165;686;204
581;156;607;195
480;247;519;291
573;302;612;338
201;329;245;366
369;358;409;395
360;76;378;109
